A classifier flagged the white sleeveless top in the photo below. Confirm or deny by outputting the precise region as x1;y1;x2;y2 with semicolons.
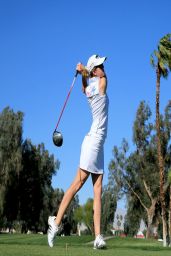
85;77;109;137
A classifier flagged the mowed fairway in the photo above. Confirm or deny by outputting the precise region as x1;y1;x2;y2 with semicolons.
0;234;171;256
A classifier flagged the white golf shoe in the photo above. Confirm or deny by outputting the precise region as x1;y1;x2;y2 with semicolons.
47;216;60;247
93;234;106;249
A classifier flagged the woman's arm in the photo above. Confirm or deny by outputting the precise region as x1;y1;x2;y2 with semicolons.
99;76;107;95
82;76;88;93
76;63;89;93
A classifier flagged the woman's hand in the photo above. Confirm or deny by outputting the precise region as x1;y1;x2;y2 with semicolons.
76;63;89;78
76;63;85;73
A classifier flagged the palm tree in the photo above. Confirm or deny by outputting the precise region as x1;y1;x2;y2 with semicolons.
150;33;171;247
168;169;171;247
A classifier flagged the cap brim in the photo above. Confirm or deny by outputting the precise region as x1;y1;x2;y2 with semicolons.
94;56;107;67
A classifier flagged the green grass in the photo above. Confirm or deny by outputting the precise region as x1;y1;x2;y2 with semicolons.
0;234;171;256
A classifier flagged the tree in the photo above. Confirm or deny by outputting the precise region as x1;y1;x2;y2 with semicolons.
124;196;144;236
49;189;79;235
150;33;171;246
83;198;94;233
64;194;79;234
160;102;171;243
0;106;61;233
109;102;161;238
0;107;23;225
132;101;160;238
101;185;117;234
74;198;94;234
19;139;58;232
167;169;171;244
74;205;84;235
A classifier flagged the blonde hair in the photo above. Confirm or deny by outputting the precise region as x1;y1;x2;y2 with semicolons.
82;68;89;78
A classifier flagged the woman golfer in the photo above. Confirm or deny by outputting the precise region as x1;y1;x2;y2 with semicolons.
48;54;109;249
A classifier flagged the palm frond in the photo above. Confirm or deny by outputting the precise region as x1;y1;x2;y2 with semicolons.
150;54;155;68
151;33;171;77
159;61;168;78
154;50;161;60
160;33;171;48
160;33;171;42
169;58;171;70
159;45;170;58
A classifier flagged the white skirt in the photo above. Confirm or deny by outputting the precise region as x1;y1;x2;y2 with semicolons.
79;133;105;174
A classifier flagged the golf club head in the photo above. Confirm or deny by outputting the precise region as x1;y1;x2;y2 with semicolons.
53;131;63;147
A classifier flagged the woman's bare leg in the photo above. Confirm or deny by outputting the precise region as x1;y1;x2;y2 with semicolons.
91;173;103;236
55;168;90;226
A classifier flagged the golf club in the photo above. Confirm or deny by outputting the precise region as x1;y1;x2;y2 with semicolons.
53;71;78;147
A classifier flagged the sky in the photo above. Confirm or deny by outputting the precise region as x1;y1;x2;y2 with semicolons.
0;0;171;208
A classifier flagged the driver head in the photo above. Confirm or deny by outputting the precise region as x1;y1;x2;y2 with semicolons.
53;131;63;147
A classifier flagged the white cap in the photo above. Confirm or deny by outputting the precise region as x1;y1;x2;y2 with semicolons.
86;54;107;72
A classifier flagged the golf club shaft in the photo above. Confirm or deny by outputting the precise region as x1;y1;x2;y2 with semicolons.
55;71;78;131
